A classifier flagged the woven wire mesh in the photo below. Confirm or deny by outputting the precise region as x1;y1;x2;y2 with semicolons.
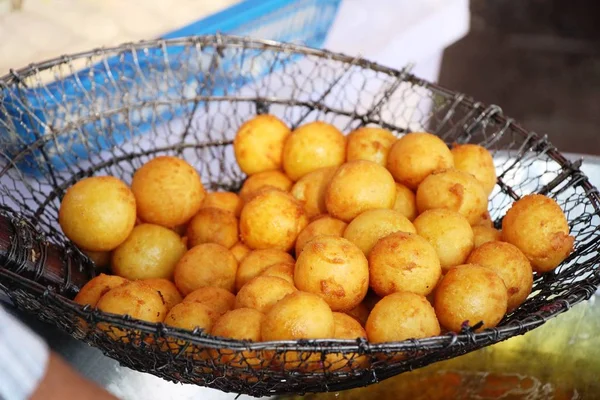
0;35;599;397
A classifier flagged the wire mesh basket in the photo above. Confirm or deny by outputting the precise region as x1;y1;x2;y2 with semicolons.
1;35;600;397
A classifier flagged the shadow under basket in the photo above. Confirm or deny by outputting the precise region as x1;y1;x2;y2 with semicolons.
1;35;600;397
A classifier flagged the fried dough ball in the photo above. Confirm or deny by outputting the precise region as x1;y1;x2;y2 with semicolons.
393;183;418;221
97;281;167;323
239;170;293;203
230;242;251;263
211;308;265;368
233;114;291;175
282;121;346;181
164;302;213;332
434;264;507;332
451;143;497;196
201;192;243;217
294;235;369;311
473;225;502;248
186;207;238;249
345;302;370;326
82;250;111;269
142;278;183;311
183;287;236;323
467;241;533;312
132;156;205;228
327;312;369;371
290;166;338;219
295;216;348;256
260;262;295;285
386;132;454;190
346;127;397;166
416;169;488;225
174;244;237;295
59;176;136;251
74;274;129;307
413;209;474;272
235;276;297;313
325;160;396;222
111;224;187;280
502;194;574;272
343;209;416;256
240;190;308;251
369;232;441;297
235;249;295;291
475;210;495;228
366;292;440;343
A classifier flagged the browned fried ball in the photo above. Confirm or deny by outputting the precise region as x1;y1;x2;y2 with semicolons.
174;244;237;295
142;278;183;311
451;143;497;196
230;242;251;263
59;176;137;251
260;262;295;285
211;308;265;368
183;287;236;323
290;166;338;219
235;249;295;291
235;276;297;313
473;225;502;248
282;121;346;181
326;312;369;371
96;281;167;323
294;235;369;311
74;274;129;307
345;302;370;326
467;241;533;312
434;264;507;332
393;183;418;221
366;291;441;343
239;170;293;203
82;249;111;269
186;207;238;249
386;132;454;190
295;216;348;256
369;232;441;297
233;114;291;176
164;302;213;333
200;191;243;217
132;156;205;228
416;169;488;225
346;127;397;166
502;194;574;273
325;160;396;222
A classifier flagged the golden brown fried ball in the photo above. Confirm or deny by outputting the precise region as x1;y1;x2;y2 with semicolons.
186;207;239;249
326;312;369;371
282;121;346;181
230;242;251;263
386;132;454;190
290;166;338;219
366;291;440;343
474;210;495;228
164;302;213;333
235;249;295;291
343;209;416;256
416;169;488;225
174;244;237;295
74;274;129;307
344;302;370;326
82;249;111;269
96;281;167;323
239;170;293;203
451;144;497;196
211;308;265;368
142;278;183;311
295;216;348;256
325;160;396;222
472;226;502;248
369;232;441;297
131;156;205;228
183;287;236;323
294;235;369;311
413;209;474;272
240;189;308;251
59;176;137;251
200;191;243;217
434;264;507;332
235;276;297;313
111;224;187;280
346;127;397;166
502;194;574;273
467;241;533;312
393;183;418;221
260;262;295;285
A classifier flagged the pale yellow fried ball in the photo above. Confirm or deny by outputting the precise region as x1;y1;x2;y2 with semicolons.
325;160;396;222
230;242;251;263
233;114;291;175
295;216;347;256
413;209;474;272
366;291;441;343
59;176;137;251
345;302;370;326
111;224;187;280
467;241;533;312
259;262;295;285
200;192;243;217
343;209;416;257
416;169;488;225
290;166;338;219
164;302;213;332
211;308;265;368
282;121;346;181
186;207;238;249
142;278;183;311
235;276;297;313
434;264;507;332
74;274;129;307
369;232;441;297
327;312;369;371
473;225;502;248
393;183;418;221
183;287;236;323
96;281;167;322
451;143;497;196
294;235;369;311
346;127;397;166
475;210;495;228
131;156;205;228
235;249;295;291
239;170;293;203
174;244;237;295
502;194;574;273
386;132;454;190
240;189;308;251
